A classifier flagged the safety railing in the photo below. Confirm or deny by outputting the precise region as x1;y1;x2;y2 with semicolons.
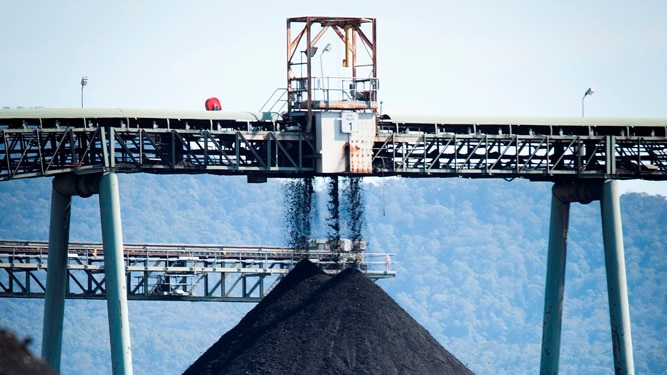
288;76;379;111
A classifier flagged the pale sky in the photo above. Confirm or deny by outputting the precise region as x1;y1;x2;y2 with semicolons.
1;0;666;195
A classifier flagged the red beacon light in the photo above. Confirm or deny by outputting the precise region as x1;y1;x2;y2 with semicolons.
205;97;221;111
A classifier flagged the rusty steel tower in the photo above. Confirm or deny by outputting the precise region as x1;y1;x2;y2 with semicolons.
286;16;378;174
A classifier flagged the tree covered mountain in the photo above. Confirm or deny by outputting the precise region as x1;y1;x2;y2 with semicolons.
0;174;665;374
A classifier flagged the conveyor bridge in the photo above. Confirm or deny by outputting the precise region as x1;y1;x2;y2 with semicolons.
1;110;667;181
0;240;394;302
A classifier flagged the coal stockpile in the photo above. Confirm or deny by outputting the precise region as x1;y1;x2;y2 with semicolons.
0;329;56;375
183;260;474;375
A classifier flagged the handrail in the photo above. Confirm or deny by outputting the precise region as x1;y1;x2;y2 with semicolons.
259;88;288;113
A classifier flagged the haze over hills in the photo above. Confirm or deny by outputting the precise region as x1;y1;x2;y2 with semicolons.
0;175;665;374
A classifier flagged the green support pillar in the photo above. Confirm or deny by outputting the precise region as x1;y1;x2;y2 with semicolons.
541;180;635;374
42;185;72;372
600;180;635;374
99;172;133;375
539;189;571;375
42;167;133;374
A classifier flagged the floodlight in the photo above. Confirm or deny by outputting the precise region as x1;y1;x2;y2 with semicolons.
582;87;595;117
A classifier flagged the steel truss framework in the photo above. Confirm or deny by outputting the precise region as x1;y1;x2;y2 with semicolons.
372;133;667;180
0;241;394;302
0;127;314;180
1;113;667;181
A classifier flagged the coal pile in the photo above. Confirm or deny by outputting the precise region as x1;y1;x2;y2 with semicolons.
0;329;56;375
183;260;474;375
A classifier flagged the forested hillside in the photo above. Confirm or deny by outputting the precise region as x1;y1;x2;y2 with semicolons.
1;175;665;374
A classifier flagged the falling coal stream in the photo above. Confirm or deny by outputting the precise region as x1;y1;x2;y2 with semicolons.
283;177;315;250
283;176;365;253
326;177;341;250
343;176;364;249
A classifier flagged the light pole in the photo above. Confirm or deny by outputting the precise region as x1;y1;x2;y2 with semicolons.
319;43;332;101
80;76;88;108
582;87;594;117
319;43;332;79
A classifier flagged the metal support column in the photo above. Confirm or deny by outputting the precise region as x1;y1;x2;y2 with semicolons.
600;180;635;374
41;185;72;372
99;172;133;375
540;190;571;375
